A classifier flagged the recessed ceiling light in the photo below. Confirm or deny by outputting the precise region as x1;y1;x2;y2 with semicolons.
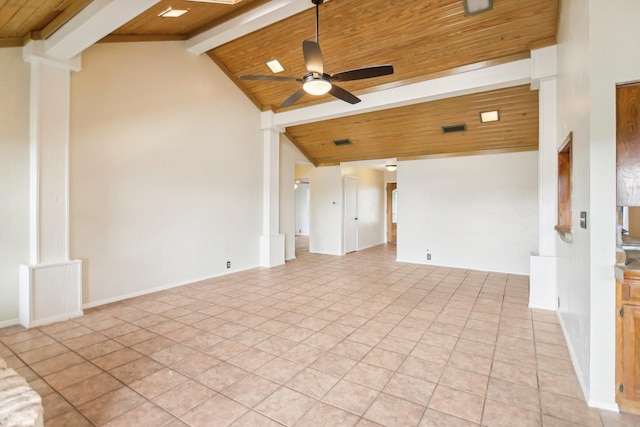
158;7;189;17
480;110;500;123
266;59;285;74
463;0;493;16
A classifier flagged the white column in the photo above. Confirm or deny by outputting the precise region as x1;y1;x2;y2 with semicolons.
529;46;558;310
19;41;83;328
260;112;285;267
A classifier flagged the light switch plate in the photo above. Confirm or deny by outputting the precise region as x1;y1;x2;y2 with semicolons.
580;211;587;229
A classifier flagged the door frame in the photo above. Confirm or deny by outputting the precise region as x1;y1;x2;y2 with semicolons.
343;176;358;254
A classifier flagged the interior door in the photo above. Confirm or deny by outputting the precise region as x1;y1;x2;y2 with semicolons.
387;182;397;243
344;176;358;253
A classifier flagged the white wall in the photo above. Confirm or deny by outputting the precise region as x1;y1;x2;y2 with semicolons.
397;152;538;274
70;42;263;306
556;0;640;408
341;166;386;250
0;48;30;325
555;0;593;402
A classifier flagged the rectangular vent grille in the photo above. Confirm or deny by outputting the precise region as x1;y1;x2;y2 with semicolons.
333;138;352;146
442;124;467;133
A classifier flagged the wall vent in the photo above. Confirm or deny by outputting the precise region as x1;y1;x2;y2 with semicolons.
333;138;352;146
442;124;467;133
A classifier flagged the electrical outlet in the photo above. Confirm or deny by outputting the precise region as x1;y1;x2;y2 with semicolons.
427;253;431;261
226;261;231;269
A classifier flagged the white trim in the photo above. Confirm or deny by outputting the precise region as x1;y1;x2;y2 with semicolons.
26;311;83;328
0;318;20;329
82;265;259;309
587;399;619;412
187;0;317;54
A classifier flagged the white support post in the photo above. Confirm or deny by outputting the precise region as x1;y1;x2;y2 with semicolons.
260;112;285;267
529;46;559;310
19;41;83;327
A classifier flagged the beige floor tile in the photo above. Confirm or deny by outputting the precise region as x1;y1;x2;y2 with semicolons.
322;379;380;415
540;391;603;427
383;372;436;406
44;361;102;390
330;339;372;360
411;342;453;365
195;362;248;391
287;367;340;399
152;379;215;416
222;373;280;407
19;342;69;365
486;377;540;412
438;365;488;396
93;348;144;371
78;386;146;425
171;351;221;377
44;408;93;427
58;372;122;406
255;386;316;426
482;398;542;427
490;360;539;389
255;357;306;384
30;351;84;376
310;352;358;378
229;410;284;427
398;356;445;383
295;401;360;427
362;347;405;371
281;343;324;365
108;356;164;384
344;361;394;391
427;385;485;424
419;408;479;427
447;351;492;376
364;392;426;426
103;401;175;427
129;367;188;399
42;392;74;420
537;369;583;399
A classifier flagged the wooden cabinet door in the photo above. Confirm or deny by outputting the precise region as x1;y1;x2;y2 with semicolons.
620;304;640;412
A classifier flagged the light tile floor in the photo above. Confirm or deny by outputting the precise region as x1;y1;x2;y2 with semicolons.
1;239;639;426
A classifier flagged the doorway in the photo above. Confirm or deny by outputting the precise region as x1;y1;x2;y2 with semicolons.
344;176;358;253
387;182;397;244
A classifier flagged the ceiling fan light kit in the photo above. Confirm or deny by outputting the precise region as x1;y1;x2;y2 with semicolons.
239;0;393;107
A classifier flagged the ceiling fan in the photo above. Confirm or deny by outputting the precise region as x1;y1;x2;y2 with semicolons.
239;0;394;107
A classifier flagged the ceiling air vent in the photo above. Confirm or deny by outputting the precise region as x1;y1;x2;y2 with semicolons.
442;124;467;133
333;138;352;146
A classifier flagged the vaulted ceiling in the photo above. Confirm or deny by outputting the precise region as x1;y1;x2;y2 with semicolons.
1;0;558;166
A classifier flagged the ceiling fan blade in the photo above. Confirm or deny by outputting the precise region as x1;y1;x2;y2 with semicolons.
303;40;323;74
281;89;307;107
239;75;301;82
329;84;361;104
331;65;394;82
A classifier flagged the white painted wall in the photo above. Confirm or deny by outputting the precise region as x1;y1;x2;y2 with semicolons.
69;41;263;306
308;166;342;255
0;48;30;325
555;0;592;402
341;166;386;250
556;0;640;409
397;152;538;274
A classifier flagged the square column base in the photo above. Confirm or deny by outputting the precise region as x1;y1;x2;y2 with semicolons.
19;260;83;328
260;234;285;268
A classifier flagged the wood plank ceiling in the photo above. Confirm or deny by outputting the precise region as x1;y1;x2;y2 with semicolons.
0;0;558;166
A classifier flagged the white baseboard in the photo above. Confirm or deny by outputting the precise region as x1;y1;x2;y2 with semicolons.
26;311;84;328
0;318;20;329
83;265;260;310
588;399;619;412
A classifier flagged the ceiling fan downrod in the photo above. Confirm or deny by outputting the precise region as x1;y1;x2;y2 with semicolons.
312;0;323;43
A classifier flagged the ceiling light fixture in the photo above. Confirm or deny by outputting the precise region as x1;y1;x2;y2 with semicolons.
463;0;493;16
266;59;285;74
480;110;500;123
158;7;189;17
385;164;397;172
302;74;332;95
